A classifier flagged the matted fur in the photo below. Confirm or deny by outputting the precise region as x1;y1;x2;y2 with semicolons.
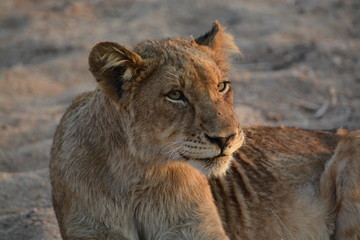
50;22;360;239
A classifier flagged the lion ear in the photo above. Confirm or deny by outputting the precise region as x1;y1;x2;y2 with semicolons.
89;41;145;100
195;21;239;71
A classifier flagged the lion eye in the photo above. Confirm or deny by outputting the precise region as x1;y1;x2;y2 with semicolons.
218;82;230;93
166;90;184;101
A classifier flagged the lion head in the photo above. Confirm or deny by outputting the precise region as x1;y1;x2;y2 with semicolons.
88;21;244;176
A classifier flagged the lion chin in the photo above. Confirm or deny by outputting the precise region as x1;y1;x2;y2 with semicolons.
187;155;233;177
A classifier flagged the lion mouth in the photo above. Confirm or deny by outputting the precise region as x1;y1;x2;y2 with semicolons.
179;153;228;162
197;154;228;162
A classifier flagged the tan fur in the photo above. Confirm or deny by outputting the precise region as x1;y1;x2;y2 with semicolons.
320;130;360;239
50;22;360;239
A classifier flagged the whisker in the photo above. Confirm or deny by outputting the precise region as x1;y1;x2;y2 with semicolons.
160;141;187;160
163;146;185;161
165;71;180;80
269;208;295;240
161;141;185;152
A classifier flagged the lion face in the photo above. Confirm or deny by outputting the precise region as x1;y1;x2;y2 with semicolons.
89;22;244;176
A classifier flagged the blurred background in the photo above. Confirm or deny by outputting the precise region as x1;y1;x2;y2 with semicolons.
0;0;359;239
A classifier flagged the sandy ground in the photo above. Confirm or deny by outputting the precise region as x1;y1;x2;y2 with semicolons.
0;0;359;239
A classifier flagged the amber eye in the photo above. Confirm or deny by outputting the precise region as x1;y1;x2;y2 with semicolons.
166;90;184;101
218;82;230;93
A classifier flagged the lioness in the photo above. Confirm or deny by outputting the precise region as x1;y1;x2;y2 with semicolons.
50;21;360;239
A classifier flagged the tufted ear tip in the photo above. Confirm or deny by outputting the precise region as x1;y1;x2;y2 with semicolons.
195;21;239;54
195;21;240;72
195;21;221;47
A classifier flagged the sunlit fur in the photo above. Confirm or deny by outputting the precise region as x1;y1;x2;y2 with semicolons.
51;21;240;240
50;21;360;240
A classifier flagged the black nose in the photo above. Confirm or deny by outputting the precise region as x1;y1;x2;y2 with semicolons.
205;133;236;151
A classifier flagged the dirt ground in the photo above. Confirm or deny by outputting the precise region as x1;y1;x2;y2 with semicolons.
0;0;359;239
